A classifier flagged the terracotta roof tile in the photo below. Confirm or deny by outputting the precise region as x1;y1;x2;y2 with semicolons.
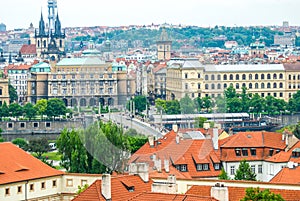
128;192;218;201
0;142;63;185
270;166;300;184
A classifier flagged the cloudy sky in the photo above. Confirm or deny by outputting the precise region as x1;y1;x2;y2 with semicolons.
0;0;299;30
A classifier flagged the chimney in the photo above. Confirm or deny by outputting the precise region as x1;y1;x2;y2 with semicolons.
203;122;210;129
155;159;162;172
148;135;154;147
211;183;228;201
164;159;169;173
101;174;111;201
172;124;178;133
167;174;176;184
212;128;219;150
175;135;180;144
129;163;149;182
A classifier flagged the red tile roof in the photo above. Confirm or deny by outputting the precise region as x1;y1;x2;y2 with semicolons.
6;63;31;71
20;44;37;55
128;192;218;201
72;175;152;201
186;185;300;201
270;166;300;184
0;142;63;185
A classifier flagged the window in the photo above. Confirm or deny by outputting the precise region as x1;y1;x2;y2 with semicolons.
255;74;258;79
181;165;187;172
5;188;10;196
196;164;203;171
236;83;239;89
269;149;274;156
269;164;274;175
261;83;265;89
230;166;235;175
279;73;283;79
249;74;252;80
224;83;227;88
198;73;201;78
249;83;252;89
20;122;25;128
33;122;39;128
66;179;73;187
217;75;221;80
255;83;258;89
214;163;220;170
223;74;227;80
30;184;34;191
217;84;221;89
242;148;248;156
46;122;51;128
185;73;188;79
251;165;256;173
267;74;271;79
41;182;45;189
211;84;215;89
205;75;208;80
279;82;283;88
235;148;241;156
211;75;215;80
7;122;13;128
198;83;201;89
53;180;57;187
229;74;233;80
258;165;262;173
53;75;56;79
250;148;256;156
242;74;246;80
205;84;209;90
273;74;277;79
0;88;2;95
236;74;239;80
17;186;22;193
267;83;271;88
273;83;277;88
203;164;209;170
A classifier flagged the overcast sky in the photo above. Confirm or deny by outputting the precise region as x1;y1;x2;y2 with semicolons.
0;0;299;30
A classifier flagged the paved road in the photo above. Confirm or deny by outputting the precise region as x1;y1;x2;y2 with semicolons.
102;113;163;138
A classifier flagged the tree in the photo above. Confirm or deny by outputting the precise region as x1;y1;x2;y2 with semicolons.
202;96;212;112
165;100;181;114
194;117;208;128
132;95;148;113
194;97;203;113
34;99;48;117
180;94;195;114
218;167;230;180
241;187;285;201
127;135;147;153
8;103;23;118
12;138;28;150
76;184;89;195
46;98;67;118
234;159;256;181
23;102;37;120
28;137;50;158
249;93;264;114
224;85;237;99
227;97;242;113
293;122;300;140
215;96;227;113
0;128;4;142
8;83;18;103
0;101;9;119
155;98;167;113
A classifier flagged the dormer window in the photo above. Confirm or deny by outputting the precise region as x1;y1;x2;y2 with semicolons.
269;149;274;156
250;148;256;156
242;148;248;156
181;164;187;172
196;164;209;171
235;148;241;156
214;163;220;170
292;148;300;158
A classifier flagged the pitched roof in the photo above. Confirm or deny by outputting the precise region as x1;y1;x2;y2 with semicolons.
6;63;31;71
72;175;152;201
270;166;300;184
128;192;218;201
20;44;37;55
0;142;63;185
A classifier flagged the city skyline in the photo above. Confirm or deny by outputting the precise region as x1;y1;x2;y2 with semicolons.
0;0;299;30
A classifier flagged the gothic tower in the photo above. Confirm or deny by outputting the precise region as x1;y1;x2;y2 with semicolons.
157;27;172;61
35;12;48;59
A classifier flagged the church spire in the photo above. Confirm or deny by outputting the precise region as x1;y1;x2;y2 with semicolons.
39;11;46;36
54;12;61;36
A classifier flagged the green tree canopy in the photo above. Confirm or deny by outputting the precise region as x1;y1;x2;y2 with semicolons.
8;83;18;103
234;159;256;181
46;98;67;118
34;99;48;116
241;187;285;201
218;167;230;180
293;122;300;140
8;103;23;118
23;102;37;120
12;138;28;150
180;94;195;114
28;137;50;158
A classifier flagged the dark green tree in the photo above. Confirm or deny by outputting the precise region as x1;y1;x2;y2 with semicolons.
218;167;230;180
227;97;242;113
28;137;50;158
8;83;18;103
241;187;285;201
127;135;147;153
12;138;28;150
46;98;67;118
234;159;256;181
128;95;147;113
224;84;237;99
194;97;203;113
34;99;48;117
264;95;277;115
240;87;251;112
0;101;9;119
155;98;167;113
165;100;181;114
249;93;264;114
180;94;195;114
202;96;212;112
293;122;300;140
194;117;208;128
9;103;23;118
23;102;37;120
215;96;227;113
0;128;4;142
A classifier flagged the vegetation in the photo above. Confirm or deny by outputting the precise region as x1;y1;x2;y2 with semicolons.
12;138;28;150
0;128;4;142
76;184;89;195
57;121;147;174
127;95;148;114
293;122;300;140
241;187;285;201
218;167;231;180
8;83;18;103
234;159;256;181
28;137;50;158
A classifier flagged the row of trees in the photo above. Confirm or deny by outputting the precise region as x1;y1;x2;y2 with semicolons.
56;121;147;173
154;86;300;115
0;98;70;120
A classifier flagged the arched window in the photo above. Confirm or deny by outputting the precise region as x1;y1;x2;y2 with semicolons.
279;82;283;88
60;40;63;48
267;74;271;79
217;84;221;89
224;83;227;88
273;74;277;79
37;40;40;48
249;83;252;89
43;40;46;48
242;83;246;88
211;84;215;89
205;84;209;89
230;74;233;80
261;74;265;80
288;75;291;80
223;74;227;80
255;83;259;89
205;75;209;80
255;74;259;79
236;74;239;80
267;83;271;88
273;83;277;88
217;75;221;80
242;74;246;80
261;83;265;88
211;75;215;80
279;73;283;79
236;83;239;89
249;74;252;80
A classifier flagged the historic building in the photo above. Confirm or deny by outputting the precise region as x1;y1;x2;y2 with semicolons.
166;58;300;102
27;57;135;107
157;27;172;61
0;73;9;105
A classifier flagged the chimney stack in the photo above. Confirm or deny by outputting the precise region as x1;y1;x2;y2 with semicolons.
148;135;154;147
164;159;169;173
211;183;228;201
212;128;219;150
101;174;111;201
172;124;178;133
129;163;149;183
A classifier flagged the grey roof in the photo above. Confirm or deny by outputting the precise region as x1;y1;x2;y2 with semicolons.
168;58;204;69
205;64;285;73
57;57;106;66
183;131;206;140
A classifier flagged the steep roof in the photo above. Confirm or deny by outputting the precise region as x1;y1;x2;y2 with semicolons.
270;166;300;184
72;175;152;201
0;142;63;185
128;192;218;201
20;44;37;55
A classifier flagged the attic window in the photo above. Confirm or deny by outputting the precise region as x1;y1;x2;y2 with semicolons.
250;148;256;156
292;148;300;158
242;148;248;156
235;148;241;156
269;149;274;156
127;186;135;192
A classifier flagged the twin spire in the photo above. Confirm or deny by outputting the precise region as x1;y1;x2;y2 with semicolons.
38;11;62;37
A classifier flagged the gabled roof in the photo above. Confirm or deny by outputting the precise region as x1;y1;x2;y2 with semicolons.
270;166;300;184
0;142;63;185
20;44;37;55
221;131;286;149
128;192;218;201
72;175;152;201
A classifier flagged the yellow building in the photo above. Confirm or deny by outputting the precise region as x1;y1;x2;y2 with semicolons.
0;74;9;105
166;58;300;102
157;27;172;61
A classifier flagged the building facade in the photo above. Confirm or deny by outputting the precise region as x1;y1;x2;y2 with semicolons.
157;27;172;61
